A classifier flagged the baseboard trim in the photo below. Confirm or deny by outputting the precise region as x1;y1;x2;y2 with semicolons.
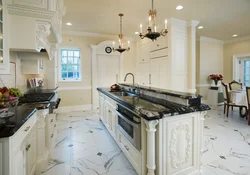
58;104;92;113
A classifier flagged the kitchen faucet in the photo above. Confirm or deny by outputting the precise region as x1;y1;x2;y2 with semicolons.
124;73;140;96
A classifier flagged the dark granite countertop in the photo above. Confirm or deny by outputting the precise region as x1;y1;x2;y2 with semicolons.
0;106;37;138
97;88;210;120
120;83;202;99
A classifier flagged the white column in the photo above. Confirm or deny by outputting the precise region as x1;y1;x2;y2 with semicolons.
187;20;199;93
199;111;207;173
144;119;159;175
90;45;98;109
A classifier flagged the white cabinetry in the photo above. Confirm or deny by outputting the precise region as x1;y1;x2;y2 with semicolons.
0;0;10;74
98;93;143;175
26;128;36;175
136;18;199;92
12;143;26;175
0;112;37;175
46;111;57;150
150;57;168;89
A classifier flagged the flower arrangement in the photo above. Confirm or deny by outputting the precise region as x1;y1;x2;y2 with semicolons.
209;74;223;86
209;74;223;81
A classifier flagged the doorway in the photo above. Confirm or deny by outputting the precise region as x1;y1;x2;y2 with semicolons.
91;41;122;109
233;54;250;86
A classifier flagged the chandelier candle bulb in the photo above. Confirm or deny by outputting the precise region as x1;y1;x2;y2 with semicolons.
140;24;142;33
154;26;157;32
128;41;130;47
113;41;115;47
165;19;168;29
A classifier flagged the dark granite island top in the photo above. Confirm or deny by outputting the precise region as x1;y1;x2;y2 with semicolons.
97;87;210;120
0;106;37;138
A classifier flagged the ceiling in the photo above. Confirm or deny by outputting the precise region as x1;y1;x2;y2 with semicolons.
63;0;250;41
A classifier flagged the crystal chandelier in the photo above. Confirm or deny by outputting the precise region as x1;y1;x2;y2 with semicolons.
138;0;168;41
113;13;130;53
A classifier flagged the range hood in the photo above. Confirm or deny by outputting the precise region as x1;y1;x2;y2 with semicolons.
6;0;65;60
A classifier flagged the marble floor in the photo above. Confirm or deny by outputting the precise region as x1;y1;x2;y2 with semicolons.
41;106;250;175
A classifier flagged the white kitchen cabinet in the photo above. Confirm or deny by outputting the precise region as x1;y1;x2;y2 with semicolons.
26;128;36;175
150;37;168;52
150;57;168;89
136;62;150;86
46;112;57;150
0;0;10;74
138;44;150;63
12;143;26;175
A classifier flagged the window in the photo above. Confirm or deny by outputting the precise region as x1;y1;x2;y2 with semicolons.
59;48;81;81
243;60;250;86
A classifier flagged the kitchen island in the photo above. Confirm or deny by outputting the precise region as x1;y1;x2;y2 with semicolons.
97;84;210;175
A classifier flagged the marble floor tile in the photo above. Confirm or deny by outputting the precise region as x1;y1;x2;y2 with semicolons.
42;107;250;175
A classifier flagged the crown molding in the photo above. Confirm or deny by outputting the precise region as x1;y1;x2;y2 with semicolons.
198;36;224;44
224;35;250;44
188;20;200;27
62;30;136;41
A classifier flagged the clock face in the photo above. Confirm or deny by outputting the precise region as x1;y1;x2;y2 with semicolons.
105;47;112;54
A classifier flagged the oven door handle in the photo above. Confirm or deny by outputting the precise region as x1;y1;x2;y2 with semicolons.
116;110;140;127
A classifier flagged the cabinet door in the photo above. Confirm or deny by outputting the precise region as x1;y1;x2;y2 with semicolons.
12;147;26;175
150;57;167;89
99;95;104;121
138;44;150;63
137;62;150;86
26;130;36;175
106;105;116;137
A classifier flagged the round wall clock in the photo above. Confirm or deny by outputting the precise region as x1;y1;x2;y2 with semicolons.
105;47;112;54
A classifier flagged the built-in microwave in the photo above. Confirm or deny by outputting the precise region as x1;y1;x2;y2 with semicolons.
116;104;141;150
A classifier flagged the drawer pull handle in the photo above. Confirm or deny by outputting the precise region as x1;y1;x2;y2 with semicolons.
26;144;31;151
108;110;111;113
51;119;53;123
51;134;54;138
24;126;31;132
125;145;129;151
54;124;56;127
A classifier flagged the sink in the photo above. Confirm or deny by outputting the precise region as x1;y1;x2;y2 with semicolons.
111;91;137;97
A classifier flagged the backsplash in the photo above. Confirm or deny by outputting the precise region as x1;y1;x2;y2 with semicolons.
0;52;44;93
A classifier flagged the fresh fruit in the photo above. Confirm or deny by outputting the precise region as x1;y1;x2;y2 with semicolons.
10;88;22;97
2;92;9;99
0;92;2;99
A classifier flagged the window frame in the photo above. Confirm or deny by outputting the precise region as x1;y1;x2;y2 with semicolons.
58;47;82;82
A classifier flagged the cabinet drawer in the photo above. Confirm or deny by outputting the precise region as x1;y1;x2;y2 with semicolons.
118;131;141;173
150;48;168;59
11;113;37;154
105;97;117;109
150;37;168;51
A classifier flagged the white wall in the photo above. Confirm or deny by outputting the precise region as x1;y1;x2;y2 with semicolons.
58;34;136;107
196;37;224;99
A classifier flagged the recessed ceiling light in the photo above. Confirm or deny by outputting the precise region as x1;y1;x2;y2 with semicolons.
176;5;184;10
135;32;139;34
198;26;204;29
232;34;238;37
66;22;72;26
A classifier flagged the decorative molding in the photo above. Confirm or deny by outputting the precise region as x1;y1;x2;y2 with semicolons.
170;123;191;169
198;36;224;44
7;4;64;43
58;87;92;91
224;35;250;44
36;21;51;51
13;0;48;9
196;84;210;87
57;104;92;113
62;29;136;41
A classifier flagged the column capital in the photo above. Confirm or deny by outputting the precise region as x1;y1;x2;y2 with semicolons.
144;120;159;132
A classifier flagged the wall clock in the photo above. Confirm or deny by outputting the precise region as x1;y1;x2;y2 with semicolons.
105;47;112;54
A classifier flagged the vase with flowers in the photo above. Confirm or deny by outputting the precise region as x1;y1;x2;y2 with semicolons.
38;80;43;87
209;74;223;86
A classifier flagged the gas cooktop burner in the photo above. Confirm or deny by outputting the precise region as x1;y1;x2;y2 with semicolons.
19;93;55;104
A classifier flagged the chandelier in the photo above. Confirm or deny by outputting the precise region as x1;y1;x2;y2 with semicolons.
113;13;130;53
138;0;168;41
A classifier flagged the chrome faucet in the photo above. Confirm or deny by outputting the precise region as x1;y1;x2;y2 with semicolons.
124;73;135;88
124;73;140;96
